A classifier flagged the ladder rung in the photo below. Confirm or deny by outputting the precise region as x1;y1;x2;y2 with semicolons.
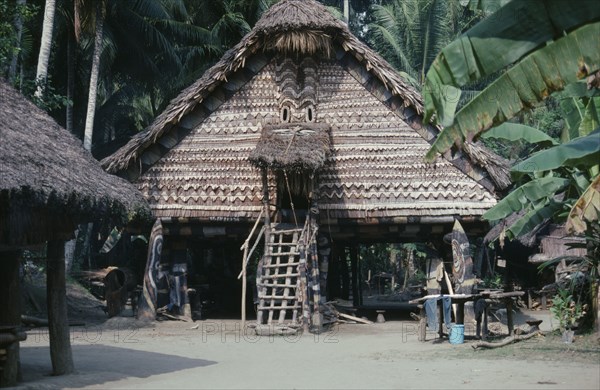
258;294;297;300
261;273;299;279
258;305;301;310
272;229;303;234
266;242;298;246
262;262;300;268
257;282;297;288
268;251;299;256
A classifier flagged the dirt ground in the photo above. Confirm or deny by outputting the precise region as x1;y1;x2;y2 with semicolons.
11;280;600;390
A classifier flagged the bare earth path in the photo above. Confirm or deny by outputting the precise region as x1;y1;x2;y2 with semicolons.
13;314;600;390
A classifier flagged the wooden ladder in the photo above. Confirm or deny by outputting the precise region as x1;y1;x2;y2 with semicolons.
256;223;304;325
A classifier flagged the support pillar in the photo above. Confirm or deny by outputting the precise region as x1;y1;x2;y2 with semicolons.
46;240;74;375
350;245;360;307
0;251;22;387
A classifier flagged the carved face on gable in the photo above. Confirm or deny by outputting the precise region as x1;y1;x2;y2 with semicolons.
276;57;319;125
249;56;331;172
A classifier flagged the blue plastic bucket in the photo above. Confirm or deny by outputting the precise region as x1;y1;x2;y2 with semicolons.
449;324;464;344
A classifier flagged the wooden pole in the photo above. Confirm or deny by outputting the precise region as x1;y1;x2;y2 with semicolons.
46;240;74;375
257;170;271;325
0;250;22;387
241;244;249;328
350;245;359;307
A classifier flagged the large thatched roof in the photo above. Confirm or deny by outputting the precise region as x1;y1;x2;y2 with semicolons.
0;81;151;248
96;0;513;223
102;0;508;190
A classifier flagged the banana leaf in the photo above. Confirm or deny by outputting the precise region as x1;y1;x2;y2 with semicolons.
506;199;562;239
512;129;600;176
424;0;600;126
460;0;512;13
579;97;600;137
483;177;570;221
426;23;600;161
566;175;600;234
100;227;122;254
480;123;558;146
560;97;587;141
558;82;599;141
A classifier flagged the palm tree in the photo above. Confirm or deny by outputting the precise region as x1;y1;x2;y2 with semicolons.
34;0;56;98
7;0;27;84
77;0;189;151
367;0;467;86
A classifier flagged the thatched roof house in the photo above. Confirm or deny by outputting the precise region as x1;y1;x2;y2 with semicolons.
0;82;150;248
102;0;509;326
0;81;150;382
103;0;507;228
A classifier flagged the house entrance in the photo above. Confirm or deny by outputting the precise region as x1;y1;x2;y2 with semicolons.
276;170;312;223
187;238;257;320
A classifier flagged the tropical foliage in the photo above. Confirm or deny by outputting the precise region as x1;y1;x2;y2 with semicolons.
367;0;479;87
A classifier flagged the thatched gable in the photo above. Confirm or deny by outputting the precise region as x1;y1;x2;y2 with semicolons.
249;123;331;171
101;0;508;223
0;82;150;248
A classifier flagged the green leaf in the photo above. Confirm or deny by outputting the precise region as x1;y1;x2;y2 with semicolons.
512;129;600;175
579;97;600;136
100;227;122;254
507;200;562;239
566;174;600;234
483;177;570;221
461;0;513;13
480;123;558;146
424;0;600;126
426;23;600;160
560;97;586;141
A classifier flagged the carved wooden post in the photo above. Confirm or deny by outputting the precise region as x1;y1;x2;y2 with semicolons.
137;219;163;321
46;240;74;375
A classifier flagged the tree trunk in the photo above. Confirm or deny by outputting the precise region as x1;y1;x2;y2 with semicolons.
0;251;22;387
82;1;105;151
46;240;74;376
8;0;26;84
66;23;75;134
343;0;349;23
34;0;56;98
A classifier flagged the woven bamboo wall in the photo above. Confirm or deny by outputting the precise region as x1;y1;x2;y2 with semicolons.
136;57;496;222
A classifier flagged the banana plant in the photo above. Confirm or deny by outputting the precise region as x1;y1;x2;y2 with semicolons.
422;0;600;157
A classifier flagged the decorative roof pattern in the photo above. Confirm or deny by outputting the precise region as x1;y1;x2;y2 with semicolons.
135;61;496;221
103;0;509;191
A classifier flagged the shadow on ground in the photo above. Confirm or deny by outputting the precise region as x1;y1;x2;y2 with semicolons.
17;344;217;389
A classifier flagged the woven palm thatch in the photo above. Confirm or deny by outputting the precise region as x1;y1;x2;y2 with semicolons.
102;0;508;190
0;81;151;248
102;0;423;175
249;123;331;171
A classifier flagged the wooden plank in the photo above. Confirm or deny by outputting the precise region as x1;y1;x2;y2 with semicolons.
258;305;301;310
261;262;300;268
338;312;373;324
261;273;300;279
257;282;297;289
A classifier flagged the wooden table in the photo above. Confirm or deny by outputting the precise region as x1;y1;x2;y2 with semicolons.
475;291;525;339
409;291;525;342
409;294;478;342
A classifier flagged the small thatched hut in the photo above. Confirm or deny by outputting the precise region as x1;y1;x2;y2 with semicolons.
102;0;508;329
0;81;150;385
